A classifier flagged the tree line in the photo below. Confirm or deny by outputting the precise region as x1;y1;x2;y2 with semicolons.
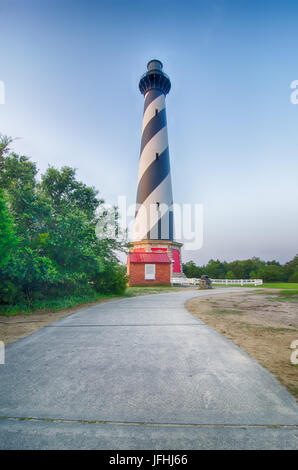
183;256;298;282
0;135;128;309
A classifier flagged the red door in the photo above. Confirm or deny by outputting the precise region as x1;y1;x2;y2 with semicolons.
172;249;181;273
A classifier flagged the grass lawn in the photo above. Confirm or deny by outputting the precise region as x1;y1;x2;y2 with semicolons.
259;282;298;289
212;282;298;289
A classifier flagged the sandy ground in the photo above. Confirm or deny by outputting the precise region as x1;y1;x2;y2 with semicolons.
186;289;298;399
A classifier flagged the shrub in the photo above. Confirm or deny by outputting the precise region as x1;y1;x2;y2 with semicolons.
0;280;24;304
288;271;298;283
92;264;128;295
226;270;236;279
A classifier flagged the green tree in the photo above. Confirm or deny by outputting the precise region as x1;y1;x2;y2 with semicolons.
183;261;202;278
0;188;16;267
257;265;286;282
288;271;298;282
284;255;298;281
39;166;101;219
0;135;128;305
249;270;257;279
204;259;227;278
226;270;236;279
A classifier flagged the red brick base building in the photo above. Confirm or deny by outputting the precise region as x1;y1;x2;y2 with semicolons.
127;240;183;286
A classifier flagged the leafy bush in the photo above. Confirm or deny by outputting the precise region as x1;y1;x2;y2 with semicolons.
0;280;24;304
92;264;128;295
0;188;17;268
226;270;236;279
288;271;298;283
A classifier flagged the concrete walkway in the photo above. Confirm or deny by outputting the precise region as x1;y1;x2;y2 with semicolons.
0;288;297;449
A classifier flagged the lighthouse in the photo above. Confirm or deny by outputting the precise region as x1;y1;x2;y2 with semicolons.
127;59;183;286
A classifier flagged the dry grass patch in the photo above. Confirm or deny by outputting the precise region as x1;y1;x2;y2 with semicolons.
186;290;298;400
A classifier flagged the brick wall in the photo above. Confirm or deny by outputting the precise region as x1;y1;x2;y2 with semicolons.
128;262;171;286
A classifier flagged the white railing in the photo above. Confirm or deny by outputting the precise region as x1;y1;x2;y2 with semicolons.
211;279;263;286
172;277;200;285
171;278;263;286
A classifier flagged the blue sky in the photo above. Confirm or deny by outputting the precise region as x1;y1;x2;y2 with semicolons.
1;0;297;264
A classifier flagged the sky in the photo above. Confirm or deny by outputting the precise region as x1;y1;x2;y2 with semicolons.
0;0;297;265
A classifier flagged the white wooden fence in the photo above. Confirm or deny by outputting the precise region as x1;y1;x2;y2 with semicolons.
171;278;263;287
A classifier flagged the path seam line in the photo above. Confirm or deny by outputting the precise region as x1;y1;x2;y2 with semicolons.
0;416;296;429
44;323;206;328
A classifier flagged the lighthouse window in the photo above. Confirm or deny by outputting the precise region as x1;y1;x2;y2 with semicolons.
145;264;155;280
156;153;159;159
155;109;158;116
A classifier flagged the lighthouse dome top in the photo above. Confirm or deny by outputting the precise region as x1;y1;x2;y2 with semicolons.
139;59;171;96
147;59;163;71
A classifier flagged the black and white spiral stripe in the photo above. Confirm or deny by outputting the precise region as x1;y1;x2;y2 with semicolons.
133;88;174;241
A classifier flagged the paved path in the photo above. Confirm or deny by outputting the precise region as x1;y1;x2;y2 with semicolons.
0;289;297;449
